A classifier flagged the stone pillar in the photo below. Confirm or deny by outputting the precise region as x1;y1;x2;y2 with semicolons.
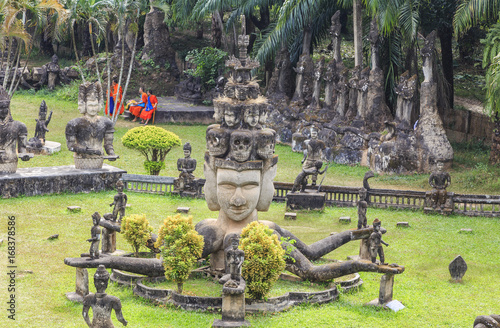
102;228;116;253
359;238;370;260
378;274;394;304
212;281;250;327
66;267;89;302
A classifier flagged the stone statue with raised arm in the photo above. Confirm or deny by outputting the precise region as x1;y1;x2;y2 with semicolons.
82;265;127;328
0;86;32;174
428;161;451;208
66;82;118;169
369;219;389;265
109;180;127;222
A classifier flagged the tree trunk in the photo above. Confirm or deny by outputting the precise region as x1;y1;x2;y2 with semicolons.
302;25;313;56
121;11;140;121
196;22;203;39
490;115;500;165
438;26;454;109
211;12;223;49
353;0;363;67
177;283;183;294
82;23;93;57
71;22;86;83
89;21;102;86
2;38;13;89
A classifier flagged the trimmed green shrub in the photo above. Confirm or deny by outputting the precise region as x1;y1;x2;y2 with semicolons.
240;222;286;300
121;214;153;257
122;126;181;175
157;214;204;294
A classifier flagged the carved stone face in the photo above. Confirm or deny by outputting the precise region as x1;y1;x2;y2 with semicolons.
94;277;108;293
214;105;223;123
437;162;444;172
311;129;318;139
86;97;100;117
224;108;240;127
184;149;191;158
244;107;260;127
259;108;269;125
207;128;229;157
229;130;253;162
0;103;9;121
256;129;275;159
217;168;261;222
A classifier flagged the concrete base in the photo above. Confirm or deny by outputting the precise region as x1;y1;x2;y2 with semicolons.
27;141;61;155
212;319;251;327
286;191;326;211
0;164;126;198
66;267;89;303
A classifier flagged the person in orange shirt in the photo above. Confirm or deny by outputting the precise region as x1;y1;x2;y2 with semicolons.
128;87;147;122
139;89;158;125
105;78;124;116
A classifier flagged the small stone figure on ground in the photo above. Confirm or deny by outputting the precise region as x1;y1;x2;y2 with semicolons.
177;142;197;190
225;236;245;287
301;126;326;187
369;219;389;265
428;161;451;208
357;194;368;229
82;265;128;327
292;161;327;193
87;212;102;260
109;181;127;222
29;100;52;147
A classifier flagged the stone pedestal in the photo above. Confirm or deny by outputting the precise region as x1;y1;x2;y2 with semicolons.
212;281;250;328
102;229;116;253
358;238;371;260
0;164;126;198
65;267;89;303
27;141;61;155
286;191;326;211
365;274;401;309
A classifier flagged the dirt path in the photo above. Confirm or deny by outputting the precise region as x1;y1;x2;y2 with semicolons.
455;96;485;115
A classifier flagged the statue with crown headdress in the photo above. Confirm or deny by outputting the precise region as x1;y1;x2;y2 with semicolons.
65;81;118;169
0;86;33;174
173;142;199;196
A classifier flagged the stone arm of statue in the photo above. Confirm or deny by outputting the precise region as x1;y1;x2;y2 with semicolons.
445;173;451;188
381;238;389;247
104;131;116;157
82;302;92;327
428;173;436;189
113;299;128;326
18;135;32;161
46;111;53;127
67;137;103;156
301;148;308;164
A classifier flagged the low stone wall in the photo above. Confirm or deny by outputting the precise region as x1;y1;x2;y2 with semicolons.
154;107;215;124
0;164;125;198
444;109;493;144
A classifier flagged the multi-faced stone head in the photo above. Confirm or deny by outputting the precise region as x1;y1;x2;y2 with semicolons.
256;129;276;159
244;106;260;128
229;130;253;162
207;127;230;157
78;82;103;116
93;265;110;293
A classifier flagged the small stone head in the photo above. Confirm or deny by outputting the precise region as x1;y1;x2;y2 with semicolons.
0;86;11;121
359;187;367;201
244;106;260;128
373;218;381;231
310;126;318;139
256;129;276;159
93;265;110;293
231;236;240;250
39;100;47;120
183;142;192;158
92;212;100;226
206;127;230;157
214;103;224;123
436;161;444;172
259;107;269;125
116;180;124;193
224;106;240;128
229;130;253;162
51;54;59;64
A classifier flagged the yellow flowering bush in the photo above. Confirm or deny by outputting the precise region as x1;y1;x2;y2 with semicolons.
121;214;153;257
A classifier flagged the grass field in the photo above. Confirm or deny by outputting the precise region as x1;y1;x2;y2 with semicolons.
0;92;499;327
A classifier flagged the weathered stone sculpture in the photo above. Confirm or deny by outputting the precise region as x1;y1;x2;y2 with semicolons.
369;219;389;265
82;265;127;327
28;100;52;149
0;86;33;174
66;82;118;169
311;57;324;109
34;54;70;90
357;197;368;229
356;67;370;120
427;161;451;209
334;68;349;117
110;180;127;222
330;11;343;63
225;236;244;287
449;255;467;282
301;126;326;187
173;142;199;196
346;66;361;119
291;161;326;193
394;71;409;123
473;314;500;328
369;17;381;71
401;75;417;126
87;212;102;260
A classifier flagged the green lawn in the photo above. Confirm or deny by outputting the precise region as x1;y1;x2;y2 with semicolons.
0;92;499;327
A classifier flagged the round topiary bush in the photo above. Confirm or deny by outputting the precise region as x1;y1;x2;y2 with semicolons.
156;214;204;294
122;126;181;175
121;214;153;257
240;222;286;300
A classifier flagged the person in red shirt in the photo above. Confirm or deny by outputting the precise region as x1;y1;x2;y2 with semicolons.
128;87;147;122
139;89;158;125
105;78;124;116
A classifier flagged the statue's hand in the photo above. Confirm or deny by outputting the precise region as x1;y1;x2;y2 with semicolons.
20;154;32;161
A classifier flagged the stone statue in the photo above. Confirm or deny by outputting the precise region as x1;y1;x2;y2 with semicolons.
175;142;197;192
66;82;118;169
473;314;500;328
301;127;326;187
394;71;409;122
402;75;417;125
0;86;32;174
357;67;370;119
323;59;337;108
28;100;53;149
291;161;326;193
428;161;451;208
369;17;380;70
109;180;127;222
368;219;389;265
34;54;69;90
330;11;342;63
357;195;368;229
311;57;324;109
82;265;127;327
421;31;436;83
223;106;240;128
347;66;361;118
292;56;306;102
243;106;260;129
225;236;244;287
334;68;349;117
88;212;102;260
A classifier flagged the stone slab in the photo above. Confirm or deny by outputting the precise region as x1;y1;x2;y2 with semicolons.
396;222;410;228
284;212;297;220
286;192;326;211
459;228;473;233
177;207;190;213
67;206;81;212
385;300;405;312
43;141;61;154
212;319;251;328
339;216;351;224
0;164;126;198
